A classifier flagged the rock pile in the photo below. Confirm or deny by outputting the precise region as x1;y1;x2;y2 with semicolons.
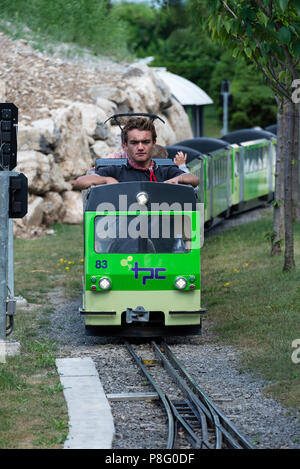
0;32;193;237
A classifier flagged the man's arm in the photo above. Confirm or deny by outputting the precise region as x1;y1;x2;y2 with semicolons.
73;174;118;190
164;173;199;188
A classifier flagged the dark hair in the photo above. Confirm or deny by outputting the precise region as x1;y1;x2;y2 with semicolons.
122;117;157;144
151;144;168;158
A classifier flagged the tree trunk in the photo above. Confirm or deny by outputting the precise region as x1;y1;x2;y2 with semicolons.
283;98;297;271
271;98;285;256
292;103;300;221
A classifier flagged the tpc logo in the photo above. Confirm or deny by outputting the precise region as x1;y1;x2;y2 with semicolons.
131;262;166;285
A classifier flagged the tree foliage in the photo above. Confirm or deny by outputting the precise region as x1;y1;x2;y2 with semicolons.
201;0;300;271
210;52;277;129
201;0;300;100
116;0;278;129
114;3;158;56
116;0;221;90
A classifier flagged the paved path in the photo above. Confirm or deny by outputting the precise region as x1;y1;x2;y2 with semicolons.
56;357;115;449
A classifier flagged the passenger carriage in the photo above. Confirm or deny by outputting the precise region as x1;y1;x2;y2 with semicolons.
222;129;276;212
168;130;276;226
173;137;233;224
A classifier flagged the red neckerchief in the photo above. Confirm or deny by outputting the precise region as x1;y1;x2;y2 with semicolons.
128;158;157;182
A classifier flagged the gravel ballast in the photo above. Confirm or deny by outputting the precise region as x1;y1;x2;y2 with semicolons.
42;291;300;450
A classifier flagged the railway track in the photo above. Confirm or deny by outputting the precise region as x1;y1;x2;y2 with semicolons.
124;340;254;450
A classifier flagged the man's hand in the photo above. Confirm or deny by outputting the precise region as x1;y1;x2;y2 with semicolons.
164;176;181;184
105;177;119;185
164;173;199;188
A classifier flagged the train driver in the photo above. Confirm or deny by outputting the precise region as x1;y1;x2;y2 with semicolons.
73;117;199;190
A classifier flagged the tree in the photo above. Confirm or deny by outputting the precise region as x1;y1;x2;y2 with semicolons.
116;0;221;91
150;24;221;91
114;3;157;56
201;0;300;271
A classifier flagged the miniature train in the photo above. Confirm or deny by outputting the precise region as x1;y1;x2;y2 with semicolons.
79;123;276;337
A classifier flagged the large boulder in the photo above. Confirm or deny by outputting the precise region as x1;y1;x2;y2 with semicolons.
25;194;44;226
42;192;66;225
15;150;71;194
154;115;176;146
61;191;83;225
90;140;112;158
0;79;6;101
18;118;59;154
94;97;117;117
122;64;173;114
88;85;127;104
70;102;107;139
13;195;49;238
164;98;193;142
52;104;92;180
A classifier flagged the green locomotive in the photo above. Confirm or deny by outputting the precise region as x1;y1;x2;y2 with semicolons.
80;168;204;337
79;119;276;337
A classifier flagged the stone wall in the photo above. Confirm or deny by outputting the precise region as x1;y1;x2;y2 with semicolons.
3;58;192;237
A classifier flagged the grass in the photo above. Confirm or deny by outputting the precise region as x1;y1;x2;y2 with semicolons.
202;210;300;409
0;338;68;448
0;223;83;449
14;223;84;303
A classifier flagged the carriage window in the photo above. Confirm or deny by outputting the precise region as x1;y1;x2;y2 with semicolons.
94;215;192;253
262;146;268;170
244;145;268;173
213;156;228;186
234;150;239;177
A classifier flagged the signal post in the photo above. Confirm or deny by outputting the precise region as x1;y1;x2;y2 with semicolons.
0;171;10;342
0;103;28;360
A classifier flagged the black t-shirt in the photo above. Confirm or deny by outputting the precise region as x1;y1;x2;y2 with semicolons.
95;160;185;182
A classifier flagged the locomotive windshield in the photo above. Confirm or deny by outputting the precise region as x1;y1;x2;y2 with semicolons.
94;214;192;254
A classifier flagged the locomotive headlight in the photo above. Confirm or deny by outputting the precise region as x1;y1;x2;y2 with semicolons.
99;277;111;290
174;276;187;290
136;191;149;205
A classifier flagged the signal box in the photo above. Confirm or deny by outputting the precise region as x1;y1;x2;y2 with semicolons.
9;173;28;219
0;103;18;171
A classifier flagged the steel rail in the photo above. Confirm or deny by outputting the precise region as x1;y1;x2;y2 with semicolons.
151;341;214;449
124;341;175;449
160;340;254;449
166;396;202;448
